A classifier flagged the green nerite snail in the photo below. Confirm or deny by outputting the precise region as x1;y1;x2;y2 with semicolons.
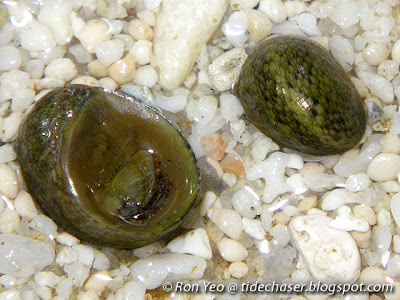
16;85;200;249
235;35;367;156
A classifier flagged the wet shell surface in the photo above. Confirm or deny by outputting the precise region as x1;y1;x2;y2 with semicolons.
234;35;367;156
15;84;200;249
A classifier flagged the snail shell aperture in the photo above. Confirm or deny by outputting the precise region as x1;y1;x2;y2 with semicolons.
234;35;367;156
16;84;200;249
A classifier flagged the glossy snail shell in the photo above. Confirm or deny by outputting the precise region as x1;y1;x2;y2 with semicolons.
16;84;200;249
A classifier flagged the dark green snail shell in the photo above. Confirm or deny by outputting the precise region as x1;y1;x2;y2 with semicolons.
15;84;200;249
234;35;367;156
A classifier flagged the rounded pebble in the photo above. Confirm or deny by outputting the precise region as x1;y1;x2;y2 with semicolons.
0;45;21;71
132;65;158;88
0;163;18;198
109;55;136;85
379;133;400;155
217;237;248;262
392;39;400;64
13;190;38;220
362;43;390;67
78;20;112;53
128;19;154;41
129;40;152;66
0;209;20;234
328;2;359;29
353;205;377;226
367;153;400;182
259;0;287;24
345;173;371;192
44;58;78;82
94;39;125;67
228;261;248;278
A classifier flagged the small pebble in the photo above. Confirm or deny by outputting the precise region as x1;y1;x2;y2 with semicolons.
379;133;400;155
367;153;400;182
363;43;390;67
109;55;136;85
64;261;90;288
345;173;371;192
24;59;45;79
129;40;152;66
0;209;20;234
70;75;100;86
377;209;392;227
353;205;377;226
132;65;158;88
392;39;400;64
44;58;78;82
217;237;248;262
94;39;125;67
34;271;60;288
56;232;80;247
19;20;56;52
209;209;243;240
220;93;244;123
232;187;262;219
92;250;110;271
378;60;399;77
259;0;287;24
328;2;359;29
87;60;109;78
72;244;95;267
56;247;78;267
393;235;400;254
298;196;318;212
0;233;55;277
199;191;217;217
128;19;154;41
124;281;146;300
68;44;93;64
99;77;118;91
130;253;206;290
29;214;58;238
201;133;227;161
11;89;35;113
0;45;21;71
242;217;266;240
0;163;18;198
78;20;112;53
228;261;248;278
167;228;212;260
0;144;16;164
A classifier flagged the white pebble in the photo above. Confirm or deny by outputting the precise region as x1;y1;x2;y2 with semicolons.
0;209;20;234
186;95;218;126
38;0;73;45
0;163;18;198
209;209;243;240
11;89;35;112
78;20;112;53
0;70;31;102
357;70;394;103
290;215;360;283
385;254;400;277
217;237;248;262
379;133;400;155
222;172;237;187
64;261;90;288
154;89;189;113
44;58;78;82
208;47;247;92
95;39;124;67
56;232;80;247
14;190;38;220
70;11;85;38
334;142;381;177
99;77;118;91
285;1;306;18
29;215;57;238
0;144;16;163
77;290;99;300
0;45;21;71
70;76;100;86
329;206;369;232
245;9;272;42
367;153;400;182
377;209;392;227
34;271;60;288
56;277;73;299
371;226;392;256
222;11;248;47
345;173;371;192
56;247;78;267
68;44;93;64
199;191;217;217
129;40;152;66
220;93;244;123
393;235;400;254
329;35;354;70
132;65;158;88
131;253;206;289
19;20;56;52
242;217;266;240
296;13;321;36
270;224;291;247
232;187;262;219
24;59;45;79
124;281;146;300
36;78;65;91
259;0;287;23
1;112;24;142
392;39;400;64
72;244;95;267
0;233;54;278
363;43;389;67
167;228;212;260
328;2;359;29
228;261;248;278
92;250;110;271
251;136;279;163
378;60;399;77
0;24;15;46
247;152;291;203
